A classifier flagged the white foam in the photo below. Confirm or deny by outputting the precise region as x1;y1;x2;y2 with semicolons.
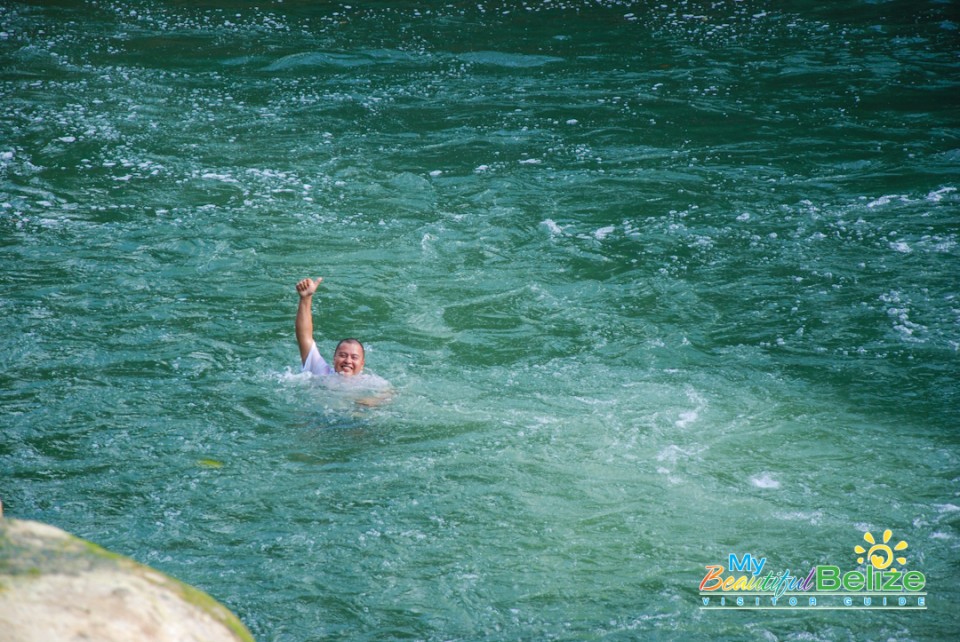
275;368;314;383
541;219;564;236
926;186;956;202
774;510;823;525
593;225;615;240
866;194;907;208
201;172;238;183
674;410;698;428
656;444;692;464
319;371;391;393
750;473;780;489
889;241;912;253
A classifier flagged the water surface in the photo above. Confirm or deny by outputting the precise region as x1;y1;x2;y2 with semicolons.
2;1;958;640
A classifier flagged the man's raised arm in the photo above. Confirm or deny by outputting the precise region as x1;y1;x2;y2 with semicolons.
295;277;322;365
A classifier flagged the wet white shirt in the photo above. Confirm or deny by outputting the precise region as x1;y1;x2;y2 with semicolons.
302;341;335;376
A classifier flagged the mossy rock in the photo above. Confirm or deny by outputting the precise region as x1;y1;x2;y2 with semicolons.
0;517;254;642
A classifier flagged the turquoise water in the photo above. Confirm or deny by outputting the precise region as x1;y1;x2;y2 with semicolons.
2;1;958;640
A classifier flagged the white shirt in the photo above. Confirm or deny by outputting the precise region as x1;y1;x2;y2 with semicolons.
302;341;335;376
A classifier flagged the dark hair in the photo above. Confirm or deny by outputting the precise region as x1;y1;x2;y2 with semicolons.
336;338;364;356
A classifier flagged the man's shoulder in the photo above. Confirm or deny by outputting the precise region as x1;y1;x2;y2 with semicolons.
302;342;334;376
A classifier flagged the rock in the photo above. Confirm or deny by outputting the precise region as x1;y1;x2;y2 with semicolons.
0;516;255;642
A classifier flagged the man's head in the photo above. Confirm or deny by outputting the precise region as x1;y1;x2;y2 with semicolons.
333;338;365;376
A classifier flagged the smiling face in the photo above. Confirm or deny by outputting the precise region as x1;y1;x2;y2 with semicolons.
332;339;365;376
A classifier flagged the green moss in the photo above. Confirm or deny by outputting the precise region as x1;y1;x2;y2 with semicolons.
79;538;132;566
173;580;256;642
133;570;255;642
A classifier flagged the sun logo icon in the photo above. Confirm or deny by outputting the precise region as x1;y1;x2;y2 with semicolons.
855;529;908;570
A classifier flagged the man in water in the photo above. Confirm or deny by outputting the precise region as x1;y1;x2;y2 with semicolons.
295;277;392;404
295;276;364;376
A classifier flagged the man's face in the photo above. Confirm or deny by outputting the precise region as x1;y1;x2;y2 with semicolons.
333;341;364;376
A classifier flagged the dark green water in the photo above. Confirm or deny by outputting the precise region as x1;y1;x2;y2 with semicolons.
2;1;958;640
